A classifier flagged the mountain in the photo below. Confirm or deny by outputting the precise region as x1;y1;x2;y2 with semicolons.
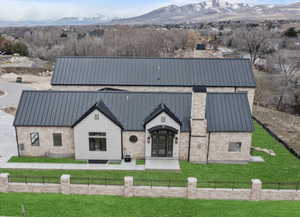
112;1;300;24
0;15;116;27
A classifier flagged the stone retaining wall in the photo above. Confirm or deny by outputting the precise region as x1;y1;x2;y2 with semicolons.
0;173;299;201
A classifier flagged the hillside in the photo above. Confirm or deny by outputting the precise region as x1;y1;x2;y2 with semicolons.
112;1;300;24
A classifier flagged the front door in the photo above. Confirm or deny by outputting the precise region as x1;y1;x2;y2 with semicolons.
151;130;174;157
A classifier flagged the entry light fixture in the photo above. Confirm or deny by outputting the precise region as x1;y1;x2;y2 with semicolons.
147;136;151;144
175;137;178;144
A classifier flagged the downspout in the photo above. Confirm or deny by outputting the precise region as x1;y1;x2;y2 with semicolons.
121;130;124;159
206;132;211;163
15;127;20;157
187;119;191;161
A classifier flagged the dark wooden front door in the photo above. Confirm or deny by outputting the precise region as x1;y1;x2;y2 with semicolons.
151;130;174;157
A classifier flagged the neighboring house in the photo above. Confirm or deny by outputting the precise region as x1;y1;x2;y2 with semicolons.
14;57;256;164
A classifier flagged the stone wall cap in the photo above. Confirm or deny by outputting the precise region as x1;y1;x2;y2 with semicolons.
0;173;9;177
251;179;262;184
188;177;198;182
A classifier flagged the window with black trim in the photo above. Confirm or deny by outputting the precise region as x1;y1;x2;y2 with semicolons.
228;142;242;152
89;132;107;151
53;133;62;147
30;132;40;146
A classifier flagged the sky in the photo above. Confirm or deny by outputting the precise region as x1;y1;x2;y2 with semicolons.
0;0;299;21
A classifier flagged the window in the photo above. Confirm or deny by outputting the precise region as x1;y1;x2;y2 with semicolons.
53;133;62;147
89;132;107;151
129;135;138;143
30;132;40;146
94;114;99;120
228;142;242;152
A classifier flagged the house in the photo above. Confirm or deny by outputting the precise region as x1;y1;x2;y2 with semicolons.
14;57;256;164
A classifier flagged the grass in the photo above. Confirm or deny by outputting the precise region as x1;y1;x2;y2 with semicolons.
0;193;299;217
136;160;145;165
1;122;300;187
8;156;87;164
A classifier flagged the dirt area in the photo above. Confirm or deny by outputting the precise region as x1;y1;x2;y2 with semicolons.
0;72;52;90
253;105;300;155
1;106;17;116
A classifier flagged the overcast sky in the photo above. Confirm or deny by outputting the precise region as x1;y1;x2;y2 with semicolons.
0;0;298;21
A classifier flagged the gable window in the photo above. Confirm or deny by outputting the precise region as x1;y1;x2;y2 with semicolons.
30;132;40;146
161;116;166;123
228;142;242;152
94;114;100;120
53;133;62;147
89;132;107;151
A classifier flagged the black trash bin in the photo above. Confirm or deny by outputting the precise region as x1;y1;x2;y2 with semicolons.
124;154;131;163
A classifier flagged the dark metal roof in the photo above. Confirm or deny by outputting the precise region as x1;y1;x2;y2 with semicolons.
72;100;123;129
14;91;253;132
51;57;256;87
14;91;192;131
206;93;254;132
144;103;182;127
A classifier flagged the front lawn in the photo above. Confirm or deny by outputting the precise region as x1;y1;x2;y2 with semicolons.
8;156;86;164
1;122;300;183
0;193;299;217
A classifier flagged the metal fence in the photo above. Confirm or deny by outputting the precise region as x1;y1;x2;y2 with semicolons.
70;176;124;186
263;182;300;190
134;178;187;187
198;181;251;189
8;175;60;184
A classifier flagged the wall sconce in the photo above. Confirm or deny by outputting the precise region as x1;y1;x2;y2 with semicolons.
175;137;178;144
147;136;151;144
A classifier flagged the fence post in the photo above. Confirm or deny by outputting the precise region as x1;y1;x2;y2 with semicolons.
0;173;9;193
124;176;134;197
187;177;197;199
60;174;71;195
251;179;262;201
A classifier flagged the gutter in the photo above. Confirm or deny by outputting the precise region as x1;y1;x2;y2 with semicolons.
15;127;20;157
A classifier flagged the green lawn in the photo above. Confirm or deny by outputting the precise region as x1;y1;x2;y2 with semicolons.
1;122;300;185
8;156;87;164
0;193;299;217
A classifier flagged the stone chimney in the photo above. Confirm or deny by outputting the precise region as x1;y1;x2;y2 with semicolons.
189;86;209;163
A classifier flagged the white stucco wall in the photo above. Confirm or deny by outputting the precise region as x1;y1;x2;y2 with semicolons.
74;110;122;160
145;112;181;159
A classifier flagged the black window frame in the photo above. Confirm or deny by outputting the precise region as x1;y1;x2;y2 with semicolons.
30;132;40;146
88;132;107;152
53;133;63;147
228;142;242;152
129;135;138;143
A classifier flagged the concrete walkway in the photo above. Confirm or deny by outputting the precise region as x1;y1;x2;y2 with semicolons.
145;159;180;170
1;159;146;171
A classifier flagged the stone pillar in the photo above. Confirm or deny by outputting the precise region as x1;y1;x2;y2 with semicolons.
0;173;9;193
124;176;134;197
187;177;198;199
189;86;209;163
251;179;262;201
61;174;71;195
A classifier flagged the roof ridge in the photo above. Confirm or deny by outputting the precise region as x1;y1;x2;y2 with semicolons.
56;56;250;61
22;90;192;95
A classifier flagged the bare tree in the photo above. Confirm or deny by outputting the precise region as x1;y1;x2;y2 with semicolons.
234;27;273;64
270;53;300;110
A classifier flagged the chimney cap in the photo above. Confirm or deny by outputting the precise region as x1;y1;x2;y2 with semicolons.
193;86;207;93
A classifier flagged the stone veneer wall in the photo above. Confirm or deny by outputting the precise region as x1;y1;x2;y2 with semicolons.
122;131;146;160
208;132;252;162
51;85;255;111
1;174;299;201
16;127;75;157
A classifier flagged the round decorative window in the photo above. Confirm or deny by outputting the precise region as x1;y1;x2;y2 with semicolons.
129;135;138;143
